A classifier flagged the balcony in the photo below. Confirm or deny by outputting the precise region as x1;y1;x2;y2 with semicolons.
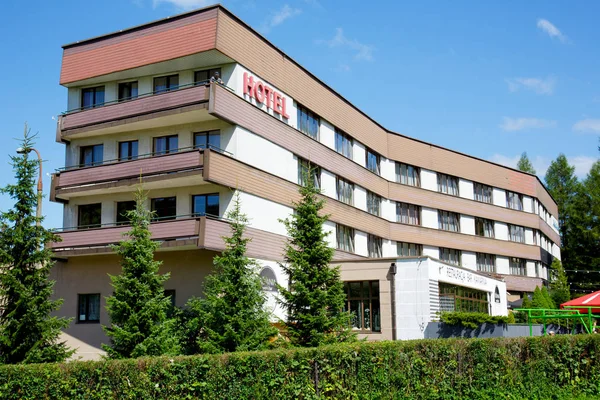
57;83;213;141
51;147;210;202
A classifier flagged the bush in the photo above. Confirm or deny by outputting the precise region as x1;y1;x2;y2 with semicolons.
439;311;512;329
0;336;599;399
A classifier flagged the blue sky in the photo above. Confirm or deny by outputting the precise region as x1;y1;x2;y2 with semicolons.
0;0;598;229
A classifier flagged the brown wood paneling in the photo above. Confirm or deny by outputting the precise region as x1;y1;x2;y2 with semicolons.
56;149;203;188
211;85;557;242
502;275;543;292
536;183;559;216
62;85;209;131
215;10;389;157
213;10;558;219
50;218;199;249
61;11;218;84
205;150;541;261
211;84;389;197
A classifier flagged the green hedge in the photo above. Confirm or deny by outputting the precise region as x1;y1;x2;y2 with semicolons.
1;335;600;399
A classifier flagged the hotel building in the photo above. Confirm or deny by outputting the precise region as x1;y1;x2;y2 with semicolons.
49;5;561;359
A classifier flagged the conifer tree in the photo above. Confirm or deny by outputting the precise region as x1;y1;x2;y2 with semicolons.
183;193;277;354
549;258;570;306
0;129;73;364
279;165;354;347
103;187;179;358
517;152;537;174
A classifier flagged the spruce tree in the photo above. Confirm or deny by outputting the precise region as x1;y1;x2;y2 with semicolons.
549;259;570;306
517;152;536;174
103;187;179;358
183;193;277;354
0;129;73;364
279;165;354;347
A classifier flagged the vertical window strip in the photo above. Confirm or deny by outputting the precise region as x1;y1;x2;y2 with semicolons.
397;241;423;257
440;248;461;265
476;253;496;273
395;162;420;187
336;224;355;253
367;191;381;216
367;234;383;258
438;210;460;232
396;202;421;225
336;177;354;205
438;173;459;196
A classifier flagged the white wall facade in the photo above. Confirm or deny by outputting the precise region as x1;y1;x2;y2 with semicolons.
355;230;368;257
320;169;337;199
460;215;475;235
461;251;477;271
354;185;367;212
495;222;509;241
420;169;438;191
319;119;336;150
458;179;474;200
380;158;396;182
421;207;438;229
493;188;506;208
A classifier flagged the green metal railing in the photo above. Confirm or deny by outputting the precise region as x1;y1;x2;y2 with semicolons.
514;307;599;336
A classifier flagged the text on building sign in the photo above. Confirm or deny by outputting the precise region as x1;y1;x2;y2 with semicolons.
243;72;290;119
445;266;487;286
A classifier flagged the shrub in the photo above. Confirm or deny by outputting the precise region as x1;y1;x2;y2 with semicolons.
0;335;599;399
438;311;512;329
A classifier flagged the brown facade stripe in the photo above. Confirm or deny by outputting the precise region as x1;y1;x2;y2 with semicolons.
55;150;204;189
204;150;543;261
210;84;560;245
60;16;218;84
62;85;209;131
58;5;558;218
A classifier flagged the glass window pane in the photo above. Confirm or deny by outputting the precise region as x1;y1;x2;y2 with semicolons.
194;133;207;149
151;197;176;220
206;194;219;216
94;88;105;105
154;137;166;154
208;132;220;149
168;75;179;90
350;300;362;329
92;145;103;165
154;77;167;93
168;136;178;152
193;195;206;216
82;89;94;109
88;294;100;321
116;201;136;225
349;282;360;298
130;141;138;159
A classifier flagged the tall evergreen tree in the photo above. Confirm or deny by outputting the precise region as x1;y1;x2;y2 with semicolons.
549;259;570;306
0;129;73;364
183;193;277;354
279;166;354;347
517;152;536;174
103;187;179;358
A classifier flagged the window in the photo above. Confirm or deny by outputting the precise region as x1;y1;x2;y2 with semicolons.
116;201;136;226
439;283;488;314
508;224;525;243
151;197;176;221
344;281;381;332
335;130;353;159
474;182;493;204
395;162;420;187
438;210;460;232
80;144;103;167
153;135;178;155
194;130;220;151
397;241;422;257
397;202;421;225
81;86;105;109
476;253;496;273
366;191;381;216
535;261;540;278
78;203;101;229
153;74;179;93
440;247;461;266
509;257;526;276
297;104;319;140
118;141;138;161
298;158;321;189
336;177;354;205
367;234;383;258
336;224;355;253
366;148;380;175
192;194;219;217
118;81;138;101
78;294;100;323
438;173;459;196
506;191;523;211
194;68;221;84
475;217;495;238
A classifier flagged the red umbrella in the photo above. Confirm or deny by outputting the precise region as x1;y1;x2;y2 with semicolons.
560;290;600;314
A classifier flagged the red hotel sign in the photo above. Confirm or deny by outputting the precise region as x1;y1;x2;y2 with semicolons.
243;72;290;119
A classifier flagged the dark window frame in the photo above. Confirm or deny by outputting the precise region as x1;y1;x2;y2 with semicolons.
193;130;221;151
335;129;353;159
297;104;320;140
298;158;321;189
153;74;179;93
151;197;177;221
192;193;220;217
77;293;100;323
344;280;381;333
81;86;105;109
153;135;179;155
116;201;136;226
365;148;381;175
118;81;138;102
79;144;104;167
118;140;138;161
77;203;101;229
194;68;221;85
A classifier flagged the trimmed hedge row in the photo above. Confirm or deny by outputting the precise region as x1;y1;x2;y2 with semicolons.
1;335;599;399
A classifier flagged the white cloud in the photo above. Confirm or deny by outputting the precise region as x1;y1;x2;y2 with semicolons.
573;119;600;134
505;76;556;95
500;117;557;132
261;5;301;33
489;154;596;178
317;28;375;61
152;0;213;10
537;19;568;43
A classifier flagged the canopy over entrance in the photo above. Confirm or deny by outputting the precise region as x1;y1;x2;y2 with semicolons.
561;290;600;314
